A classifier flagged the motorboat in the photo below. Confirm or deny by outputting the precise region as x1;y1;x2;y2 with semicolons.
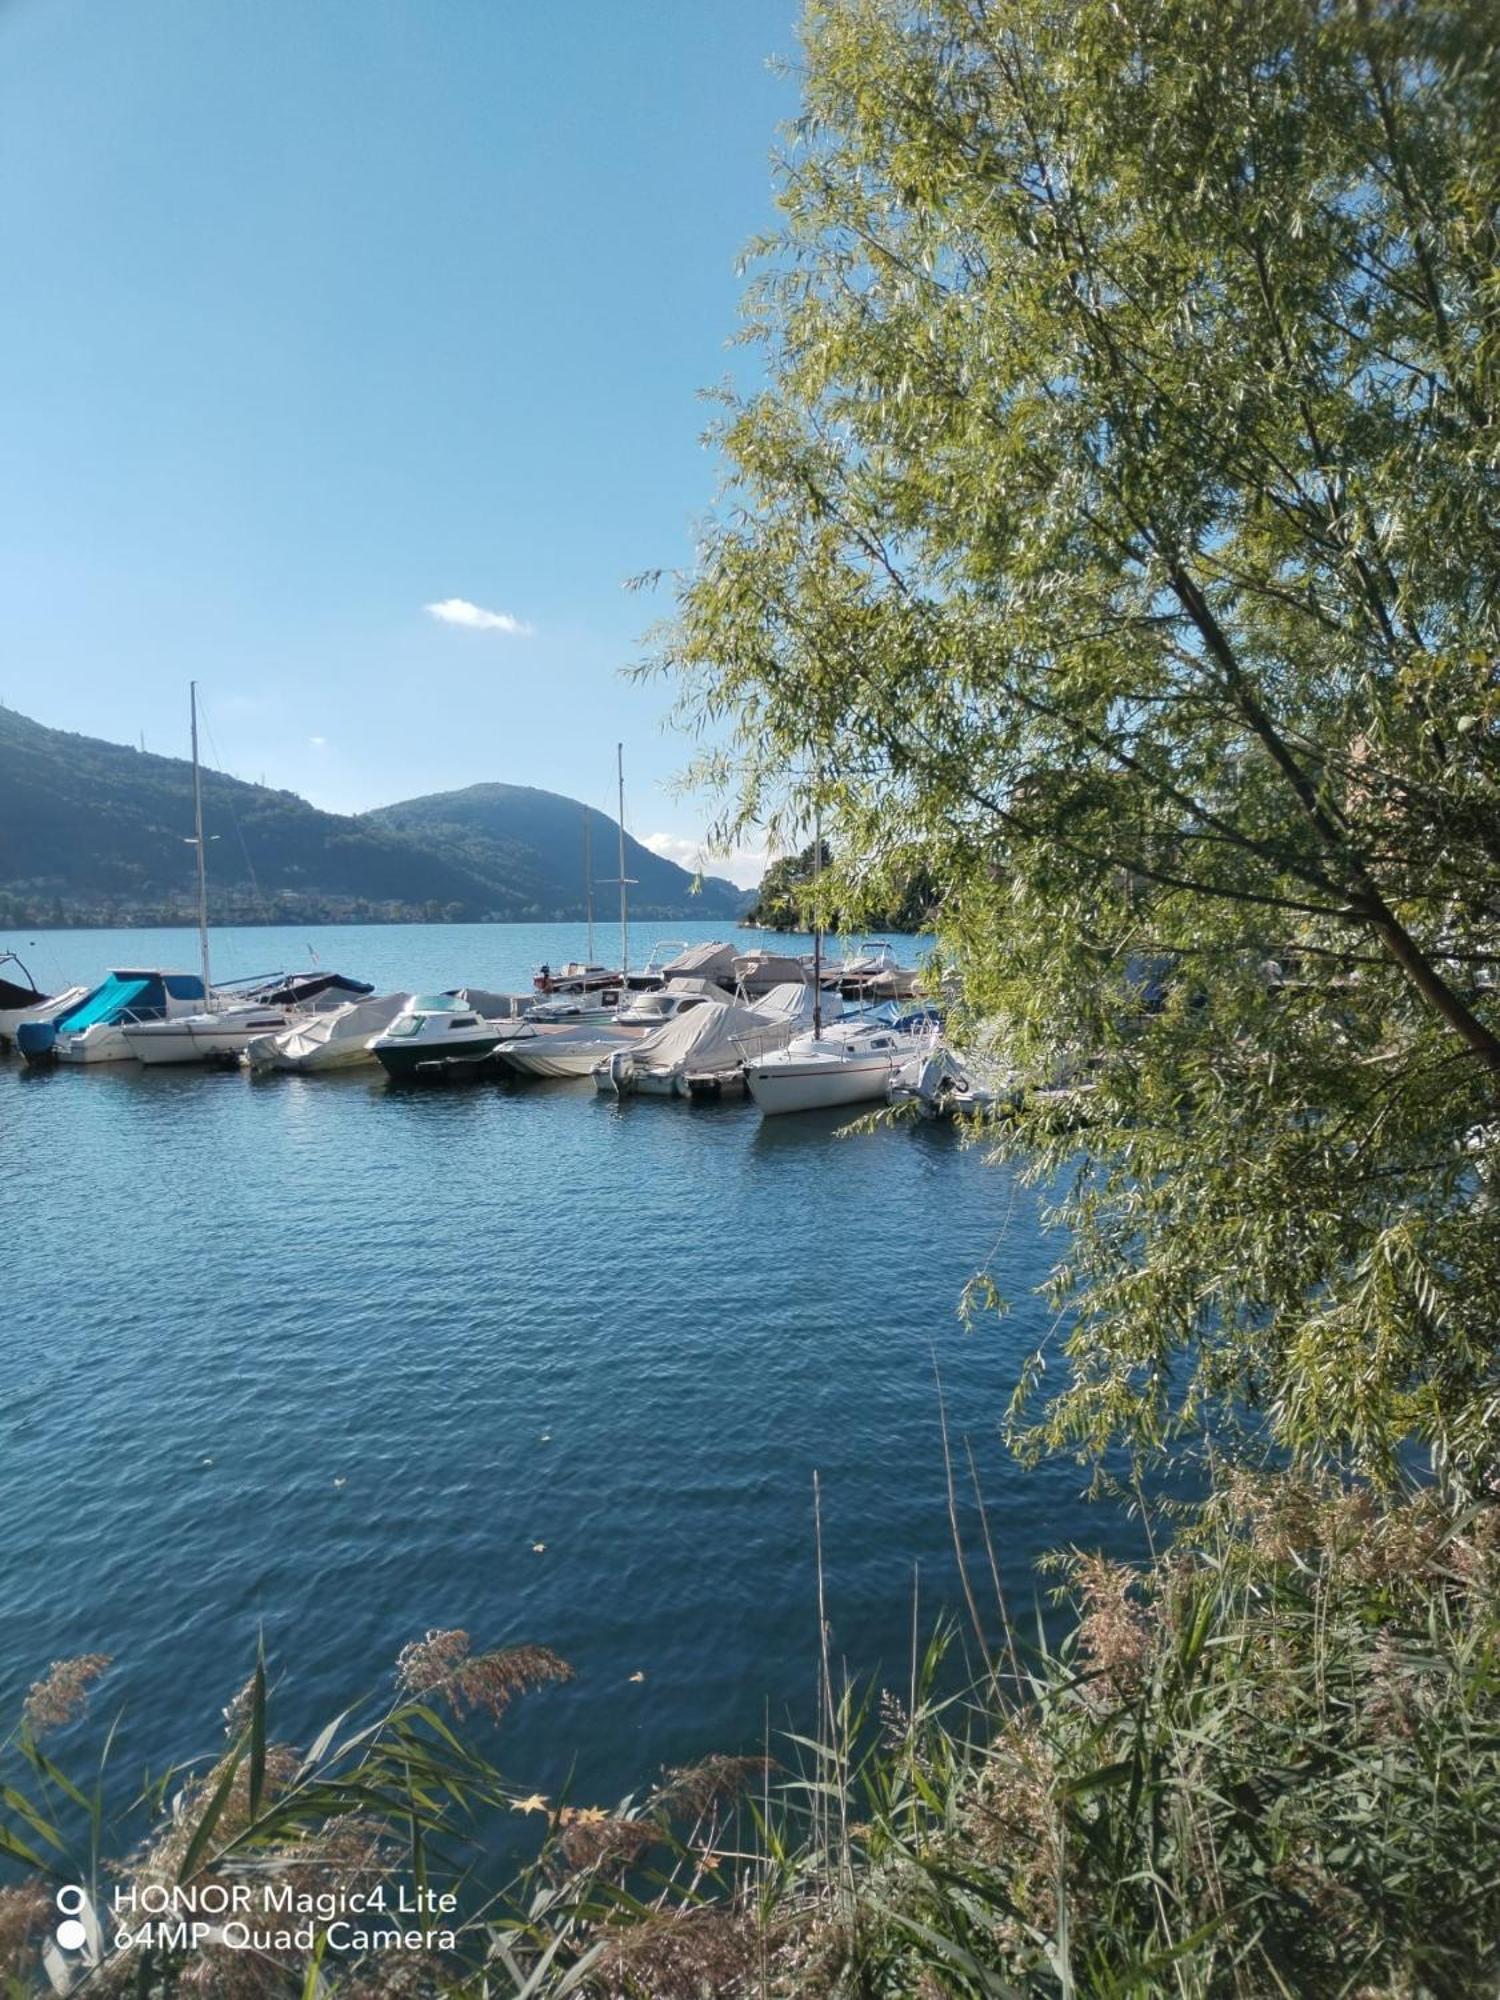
368;996;513;1082
595;983;822;1098
528;992;619;1026
832;941;920;1001
532;961;624;1003
649;939;741;989
243;992;413;1074
745;1011;931;1116
15;969;211;1065
0;957;89;1050
888;1042;1013;1119
244;970;375;1009
732;948;817;999
615;976;730;1027
492;1018;648;1081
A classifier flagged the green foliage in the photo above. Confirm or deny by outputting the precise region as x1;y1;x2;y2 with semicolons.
746;838;936;930
0;706;747;927
653;0;1500;1479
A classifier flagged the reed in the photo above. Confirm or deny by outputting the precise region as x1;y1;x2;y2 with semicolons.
3;1478;1498;1996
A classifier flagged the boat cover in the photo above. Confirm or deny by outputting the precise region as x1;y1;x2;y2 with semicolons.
732;951;809;988
661;940;740;982
0;978;43;1011
631;997;790;1071
751;982;826;1027
56;974;158;1031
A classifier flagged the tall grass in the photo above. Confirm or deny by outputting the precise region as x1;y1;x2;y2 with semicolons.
3;1476;1498;1997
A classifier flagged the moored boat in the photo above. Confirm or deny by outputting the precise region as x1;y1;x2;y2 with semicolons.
492;1018;648;1080
595;982;823;1098
243;992;412;1073
368;996;513;1081
15;969;212;1065
745;1013;925;1116
0;956;89;1050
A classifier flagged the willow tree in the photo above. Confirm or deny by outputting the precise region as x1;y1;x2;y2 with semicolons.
657;0;1500;1479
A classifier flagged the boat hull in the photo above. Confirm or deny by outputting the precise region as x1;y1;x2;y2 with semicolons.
125;1015;289;1066
744;1053;897;1115
53;1026;139;1064
372;1035;504;1082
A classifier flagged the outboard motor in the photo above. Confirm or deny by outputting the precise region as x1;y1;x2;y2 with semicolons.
606;1046;635;1096
16;1019;58;1065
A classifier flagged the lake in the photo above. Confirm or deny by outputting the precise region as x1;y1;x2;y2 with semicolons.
0;919;1135;1820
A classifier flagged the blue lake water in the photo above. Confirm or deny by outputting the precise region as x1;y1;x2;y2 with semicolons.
0;919;1137;1819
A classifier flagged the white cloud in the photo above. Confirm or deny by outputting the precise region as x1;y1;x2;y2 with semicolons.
308;735;328;749
643;831;769;890
425;597;534;637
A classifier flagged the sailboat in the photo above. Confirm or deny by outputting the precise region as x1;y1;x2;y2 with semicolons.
745;803;921;1114
498;747;646;1077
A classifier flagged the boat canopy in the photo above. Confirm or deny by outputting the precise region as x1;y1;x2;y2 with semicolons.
55;970;205;1032
251;971;374;1006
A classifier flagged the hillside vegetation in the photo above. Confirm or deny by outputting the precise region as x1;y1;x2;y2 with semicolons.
0;705;746;927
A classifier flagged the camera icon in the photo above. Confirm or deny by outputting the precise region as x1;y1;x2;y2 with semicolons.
55;1885;88;1953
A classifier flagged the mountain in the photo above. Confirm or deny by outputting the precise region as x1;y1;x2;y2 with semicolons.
365;783;746;922
0;704;749;928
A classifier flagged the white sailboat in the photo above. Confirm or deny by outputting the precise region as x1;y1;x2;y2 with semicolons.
744;1015;915;1115
744;800;917;1114
501;746;646;1080
121;686;301;1066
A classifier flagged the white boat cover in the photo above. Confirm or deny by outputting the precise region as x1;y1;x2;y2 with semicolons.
455;988;533;1020
750;981;830;1027
732;951;810;991
660;940;740;983
629;996;797;1073
246;992;412;1071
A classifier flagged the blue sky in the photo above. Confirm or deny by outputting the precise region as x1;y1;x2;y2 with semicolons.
0;2;799;883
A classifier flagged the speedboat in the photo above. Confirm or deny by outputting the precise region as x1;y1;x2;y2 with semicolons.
615;976;730;1027
243;992;412;1074
0;960;89;1050
745;1012;926;1116
15;969;210;1065
368;996;513;1082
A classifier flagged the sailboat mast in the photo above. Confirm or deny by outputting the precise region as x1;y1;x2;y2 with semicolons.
616;742;629;984
190;681;211;1000
812;798;823;1038
583;807;595;963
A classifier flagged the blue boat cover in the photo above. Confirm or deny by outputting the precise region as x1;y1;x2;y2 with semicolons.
56;974;159;1031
